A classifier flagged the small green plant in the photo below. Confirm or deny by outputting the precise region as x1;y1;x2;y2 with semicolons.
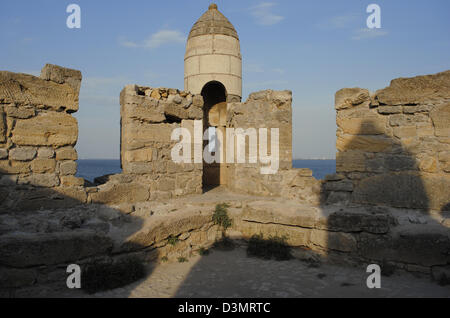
198;247;210;256
178;257;188;263
82;257;146;294
167;235;179;246
212;203;232;231
161;256;168;263
247;234;292;261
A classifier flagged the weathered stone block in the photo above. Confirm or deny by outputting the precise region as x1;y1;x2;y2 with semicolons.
310;230;357;252
12;112;78;146
393;126;417;138
5;105;35;119
9;147;37;161
337;135;395;153
353;173;450;210
337;116;386;135
19;173;60;188
0;148;8;160
335;88;370;110
358;226;450;267
59;161;77;176
378;106;402;114
0;71;79;112
323;180;353;192
90;183;150;204
430;102;450;137
0;110;5;143
55;147;77;160
374;70;450;106
124;148;153;162
0;231;112;267
336;151;366;173
60;175;84;187
37;147;55;159
31;159;56;173
40;64;82;96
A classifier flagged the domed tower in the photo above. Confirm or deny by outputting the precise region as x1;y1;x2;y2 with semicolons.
185;4;242;188
184;3;242;103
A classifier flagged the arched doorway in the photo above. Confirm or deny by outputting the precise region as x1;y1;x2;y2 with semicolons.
201;81;228;191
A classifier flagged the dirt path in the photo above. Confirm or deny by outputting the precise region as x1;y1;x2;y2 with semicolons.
81;247;449;298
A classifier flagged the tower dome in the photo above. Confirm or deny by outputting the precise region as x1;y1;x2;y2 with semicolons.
184;3;242;102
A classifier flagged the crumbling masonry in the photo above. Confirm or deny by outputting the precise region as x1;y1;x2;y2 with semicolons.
0;4;449;293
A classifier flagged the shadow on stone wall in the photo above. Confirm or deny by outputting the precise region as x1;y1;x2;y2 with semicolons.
319;119;449;275
0;166;160;297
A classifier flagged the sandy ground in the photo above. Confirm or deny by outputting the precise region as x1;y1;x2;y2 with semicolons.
32;246;448;298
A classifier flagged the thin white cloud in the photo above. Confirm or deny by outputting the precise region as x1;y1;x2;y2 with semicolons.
119;29;186;49
251;2;284;26
352;28;389;40
317;14;358;30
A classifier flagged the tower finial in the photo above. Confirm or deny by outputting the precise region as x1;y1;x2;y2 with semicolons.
209;3;218;10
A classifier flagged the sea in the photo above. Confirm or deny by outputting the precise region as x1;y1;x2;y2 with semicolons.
76;159;336;183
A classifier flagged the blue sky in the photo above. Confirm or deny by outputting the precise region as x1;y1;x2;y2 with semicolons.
1;0;449;159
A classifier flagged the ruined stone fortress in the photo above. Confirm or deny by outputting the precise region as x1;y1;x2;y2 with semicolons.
0;4;449;293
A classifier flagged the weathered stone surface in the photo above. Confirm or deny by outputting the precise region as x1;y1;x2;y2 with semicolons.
337;116;386;135
124;148;153;163
337;135;394;153
324;209;396;234
12;112;78;146
121;98;165;123
37;147;55;159
430;102;450;137
335;88;369;110
0;148;8;160
9;147;37;161
393;126;417;138
310;230;357;252
377;106;402;114
374;70;450;106
0;160;31;174
0;71;79;112
90;183;150;205
55;147;77;160
5;105;35;119
31;159;56;173
40;64;82;96
323;180;353;192
59;161;77;176
0;111;5;143
60;176;84;187
358;226;450;267
336;151;366;172
0;267;36;288
353;173;450;211
119;210;213;252
19;173;60;188
0;231;112;267
242;201;319;229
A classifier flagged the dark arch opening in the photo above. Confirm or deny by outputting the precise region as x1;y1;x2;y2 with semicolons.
201;81;228;191
201;81;227;119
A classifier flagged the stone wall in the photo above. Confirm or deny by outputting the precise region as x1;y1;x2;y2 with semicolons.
225;90;321;204
0;64;86;212
119;84;203;199
326;70;450;211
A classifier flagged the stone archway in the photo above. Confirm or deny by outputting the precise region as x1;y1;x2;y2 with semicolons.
201;81;228;190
